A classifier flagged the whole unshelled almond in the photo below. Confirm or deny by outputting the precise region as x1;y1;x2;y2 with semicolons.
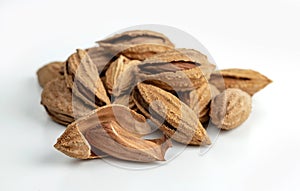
97;30;175;61
37;61;64;88
41;77;93;125
132;83;211;145
136;49;215;91
97;30;174;49
210;88;252;130
209;68;272;96
148;48;215;79
120;43;174;60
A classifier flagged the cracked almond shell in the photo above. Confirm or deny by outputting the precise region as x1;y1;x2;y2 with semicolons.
105;55;140;94
64;49;110;108
85;121;172;162
86;46;115;75
54;104;152;159
136;48;215;92
132;83;211;145
180;82;220;124
113;49;215;96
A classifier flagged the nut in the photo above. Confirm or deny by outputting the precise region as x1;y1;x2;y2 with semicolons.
210;88;252;130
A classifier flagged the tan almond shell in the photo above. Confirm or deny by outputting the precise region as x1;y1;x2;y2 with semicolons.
112;94;136;109
133;83;211;146
45;109;73;126
105;55;140;94
209;84;221;98
176;48;211;65
97;30;175;47
54;123;97;159
64;49;110;107
86;46;114;75
134;48;215;92
209;68;272;96
54;104;152;159
147;48;215;78
110;64;139;97
138;65;210;92
41;78;72;116
41;77;93;126
85;121;172;162
120;44;174;60
210;88;252;130
37;61;64;88
112;48;216;96
97;30;175;61
184;82;214;123
100;43;174;61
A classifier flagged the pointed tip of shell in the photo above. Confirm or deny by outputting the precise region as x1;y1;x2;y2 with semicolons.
202;136;212;145
54;124;92;159
261;73;273;88
189;130;211;146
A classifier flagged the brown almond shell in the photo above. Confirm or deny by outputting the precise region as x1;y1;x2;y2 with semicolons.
37;61;65;88
132;83;211;145
54;104;152;159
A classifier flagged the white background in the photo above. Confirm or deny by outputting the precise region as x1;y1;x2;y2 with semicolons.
0;0;299;190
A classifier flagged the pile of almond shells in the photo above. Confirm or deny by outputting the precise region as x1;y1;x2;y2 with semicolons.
37;30;272;162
